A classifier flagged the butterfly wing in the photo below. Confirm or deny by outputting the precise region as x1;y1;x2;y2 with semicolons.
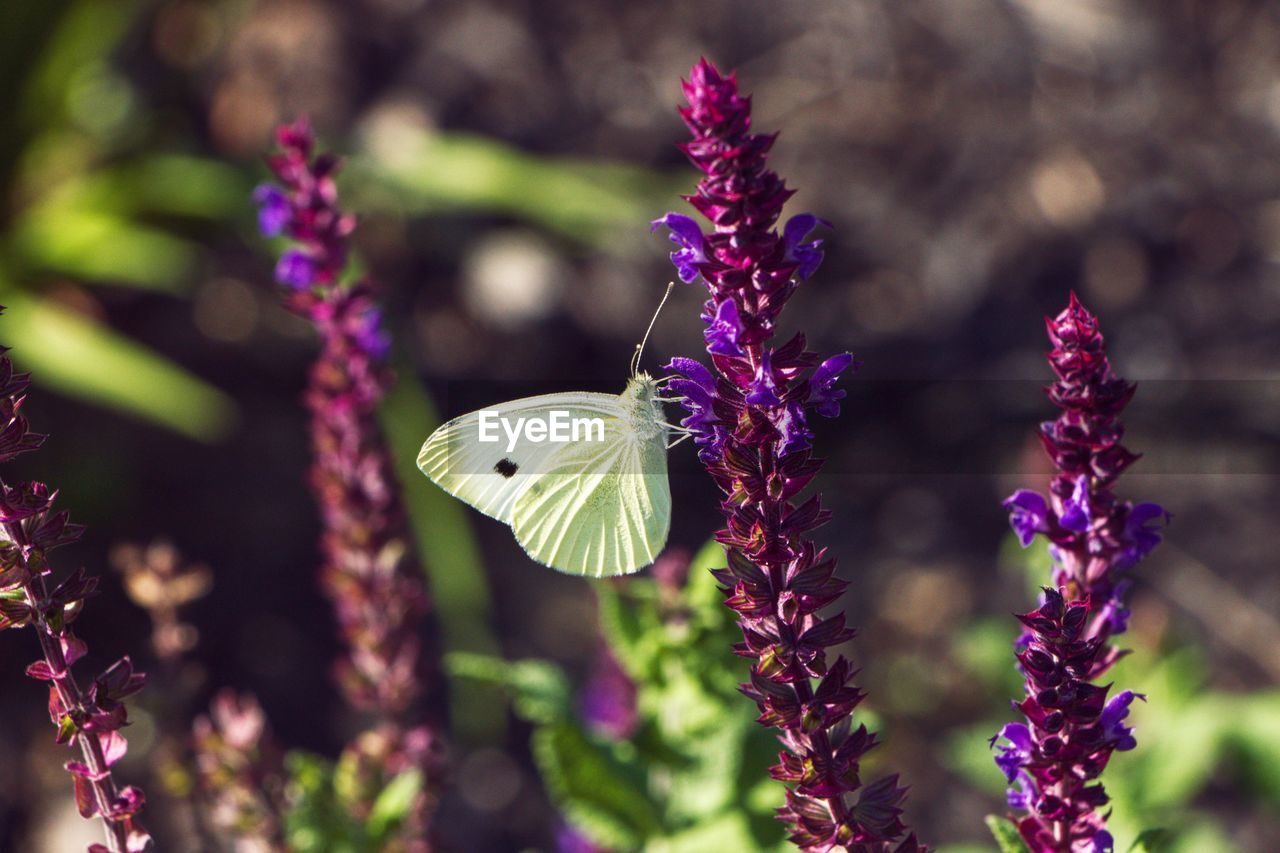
416;392;622;523
510;419;670;577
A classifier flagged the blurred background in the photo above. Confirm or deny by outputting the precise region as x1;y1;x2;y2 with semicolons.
1;0;1278;850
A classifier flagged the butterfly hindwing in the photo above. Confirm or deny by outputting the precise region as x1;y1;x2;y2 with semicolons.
510;424;670;577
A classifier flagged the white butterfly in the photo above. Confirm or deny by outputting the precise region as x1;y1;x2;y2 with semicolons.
417;287;681;577
416;374;672;577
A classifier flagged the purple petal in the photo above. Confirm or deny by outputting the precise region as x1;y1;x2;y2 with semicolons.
745;350;781;407
651;213;707;283
274;249;315;290
1089;830;1115;853
664;357;716;391
1100;689;1144;751
1119;501;1169;567
782;213;830;280
252;184;291;237
352;307;391;360
990;722;1034;782
1006;772;1035;811
809;352;856;418
772;401;812;456
1095;580;1132;636
1003;489;1050;547
1059;476;1092;533
701;298;746;357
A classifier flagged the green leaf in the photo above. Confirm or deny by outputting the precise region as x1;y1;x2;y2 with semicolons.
998;529;1054;601
18;1;140;131
648;812;760;853
1128;828;1170;852
985;814;1030;853
0;291;235;441
352;129;687;247
365;769;424;841
283;751;362;853
12;202;198;291
532;720;662;849
944;723;1009;797
1226;690;1280;802
445;652;572;725
596;577;664;682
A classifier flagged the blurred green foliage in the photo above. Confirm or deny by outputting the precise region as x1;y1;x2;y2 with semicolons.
449;539;791;852
351;130;687;249
282;751;424;853
379;366;505;745
0;0;239;441
0;2;687;443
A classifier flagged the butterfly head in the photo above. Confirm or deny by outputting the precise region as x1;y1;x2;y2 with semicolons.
622;372;667;440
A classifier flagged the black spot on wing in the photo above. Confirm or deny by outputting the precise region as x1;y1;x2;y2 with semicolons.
494;458;519;478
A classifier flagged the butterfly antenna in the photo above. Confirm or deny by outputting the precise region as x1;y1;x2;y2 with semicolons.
632;281;675;376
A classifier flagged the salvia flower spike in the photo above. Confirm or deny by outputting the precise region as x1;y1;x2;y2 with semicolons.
992;294;1169;853
656;60;922;853
0;310;150;852
253;119;440;843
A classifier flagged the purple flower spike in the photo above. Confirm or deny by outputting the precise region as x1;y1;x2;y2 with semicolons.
1004;490;1051;547
274;249;315;290
702;298;746;357
782;214;830;281
0;308;151;851
248;121;439;843
651;212;708;283
996;295;1166;853
745;350;782;407
252;184;291;237
809;352;855;417
656;60;922;852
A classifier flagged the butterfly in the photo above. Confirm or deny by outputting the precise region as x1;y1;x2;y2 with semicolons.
417;287;681;577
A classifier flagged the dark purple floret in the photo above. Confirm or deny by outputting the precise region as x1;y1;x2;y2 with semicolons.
993;295;1167;853
654;60;922;853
